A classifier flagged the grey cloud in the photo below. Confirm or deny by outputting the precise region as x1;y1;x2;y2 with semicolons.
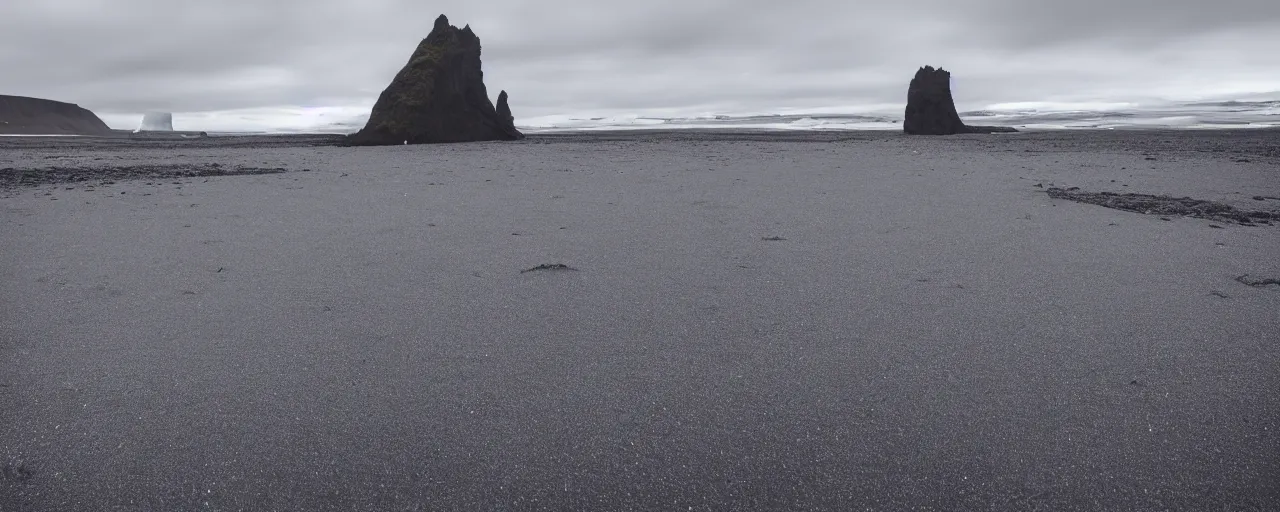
2;0;1277;128
961;0;1280;47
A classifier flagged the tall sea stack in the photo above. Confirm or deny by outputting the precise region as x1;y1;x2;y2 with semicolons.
348;14;524;146
903;66;1015;135
0;95;113;136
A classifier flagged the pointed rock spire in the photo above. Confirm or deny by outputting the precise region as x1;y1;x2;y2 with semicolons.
495;90;522;138
348;14;525;145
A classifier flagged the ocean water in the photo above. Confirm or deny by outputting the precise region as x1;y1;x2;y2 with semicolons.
517;100;1280;133
8;100;1276;137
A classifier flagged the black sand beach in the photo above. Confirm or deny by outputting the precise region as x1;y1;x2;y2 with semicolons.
2;130;1279;510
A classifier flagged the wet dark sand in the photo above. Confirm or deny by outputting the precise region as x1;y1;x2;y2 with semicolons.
2;130;1279;510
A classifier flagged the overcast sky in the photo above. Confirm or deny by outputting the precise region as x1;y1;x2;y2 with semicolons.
2;0;1278;131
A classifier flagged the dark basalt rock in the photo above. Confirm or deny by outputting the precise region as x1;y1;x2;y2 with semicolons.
904;66;1015;135
0;95;113;136
348;14;524;145
496;90;516;133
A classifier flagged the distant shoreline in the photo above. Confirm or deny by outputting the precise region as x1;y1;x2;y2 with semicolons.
3;124;1280;140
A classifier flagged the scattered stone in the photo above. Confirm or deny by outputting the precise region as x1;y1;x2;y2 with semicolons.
521;263;577;274
903;66;1016;135
1045;187;1280;226
347;14;524;145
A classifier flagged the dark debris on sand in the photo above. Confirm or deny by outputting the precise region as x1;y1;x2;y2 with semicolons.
1045;187;1279;226
2;461;33;483
0;133;343;151
0;164;295;189
520;263;578;274
1234;275;1280;288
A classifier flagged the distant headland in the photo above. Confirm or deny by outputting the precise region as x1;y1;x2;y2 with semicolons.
0;95;113;136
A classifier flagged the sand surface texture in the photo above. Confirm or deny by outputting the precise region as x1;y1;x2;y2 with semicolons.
2;130;1279;510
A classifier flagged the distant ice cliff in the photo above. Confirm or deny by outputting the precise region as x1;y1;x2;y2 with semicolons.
136;112;174;132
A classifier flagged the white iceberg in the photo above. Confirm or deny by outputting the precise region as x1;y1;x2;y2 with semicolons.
135;112;173;132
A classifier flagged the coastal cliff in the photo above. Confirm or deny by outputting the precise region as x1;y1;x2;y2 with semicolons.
0;95;113;136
